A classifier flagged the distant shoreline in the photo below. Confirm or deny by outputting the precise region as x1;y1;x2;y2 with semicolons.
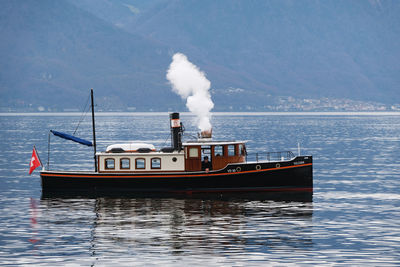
1;111;400;116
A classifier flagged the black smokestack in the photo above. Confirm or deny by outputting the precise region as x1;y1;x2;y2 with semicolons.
170;112;182;151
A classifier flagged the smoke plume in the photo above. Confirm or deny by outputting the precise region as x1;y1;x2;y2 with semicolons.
166;53;214;132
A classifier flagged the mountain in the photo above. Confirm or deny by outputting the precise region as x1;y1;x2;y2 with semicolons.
1;0;400;111
79;0;400;105
0;0;174;111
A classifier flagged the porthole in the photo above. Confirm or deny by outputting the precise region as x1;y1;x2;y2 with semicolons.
276;163;280;168
236;166;242;172
256;165;261;170
172;157;177;162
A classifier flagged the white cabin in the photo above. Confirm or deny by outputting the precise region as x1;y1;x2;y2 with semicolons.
97;142;185;173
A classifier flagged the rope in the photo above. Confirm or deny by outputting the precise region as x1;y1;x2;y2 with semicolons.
73;92;91;135
162;132;171;147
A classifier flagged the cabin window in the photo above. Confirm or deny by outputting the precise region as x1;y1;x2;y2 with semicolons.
189;147;199;158
228;145;236;156
201;146;211;161
151;158;161;169
105;158;115;169
239;144;245;156
135;158;145;169
214;145;223;157
120;158;130;169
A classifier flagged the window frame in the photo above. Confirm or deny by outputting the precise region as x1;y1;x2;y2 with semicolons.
120;158;130;170
105;158;115;170
227;144;236;156
238;144;245;156
135;158;146;169
151;157;161;169
214;145;224;157
189;147;199;158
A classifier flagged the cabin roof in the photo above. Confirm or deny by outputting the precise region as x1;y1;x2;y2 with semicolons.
183;140;247;146
97;151;184;156
106;142;155;152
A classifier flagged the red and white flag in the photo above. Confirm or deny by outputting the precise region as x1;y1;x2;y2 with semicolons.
29;146;42;175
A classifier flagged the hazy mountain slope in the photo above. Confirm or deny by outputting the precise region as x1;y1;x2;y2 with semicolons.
130;0;400;104
66;0;270;109
1;0;399;111
0;0;173;111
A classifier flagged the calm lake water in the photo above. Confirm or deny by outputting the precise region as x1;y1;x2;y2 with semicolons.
0;113;399;266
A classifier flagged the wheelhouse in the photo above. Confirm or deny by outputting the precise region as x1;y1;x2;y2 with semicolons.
183;141;247;171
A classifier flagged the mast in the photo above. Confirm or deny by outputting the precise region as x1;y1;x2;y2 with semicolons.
91;88;98;172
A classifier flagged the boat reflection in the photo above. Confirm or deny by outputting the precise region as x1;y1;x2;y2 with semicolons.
42;190;312;202
40;193;313;257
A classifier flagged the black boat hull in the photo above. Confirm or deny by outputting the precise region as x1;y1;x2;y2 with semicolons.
41;156;312;197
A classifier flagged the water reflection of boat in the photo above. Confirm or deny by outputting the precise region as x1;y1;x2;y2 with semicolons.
40;90;312;197
40;197;313;258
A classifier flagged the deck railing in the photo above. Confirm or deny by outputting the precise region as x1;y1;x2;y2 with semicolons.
246;151;295;163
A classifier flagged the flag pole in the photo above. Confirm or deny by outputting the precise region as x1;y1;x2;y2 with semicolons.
29;146;42;175
91;88;98;172
34;145;43;167
47;131;51;170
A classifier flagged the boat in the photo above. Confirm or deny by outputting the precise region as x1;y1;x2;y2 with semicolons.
40;90;313;197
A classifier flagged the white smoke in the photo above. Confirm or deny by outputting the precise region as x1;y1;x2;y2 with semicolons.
166;53;214;132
